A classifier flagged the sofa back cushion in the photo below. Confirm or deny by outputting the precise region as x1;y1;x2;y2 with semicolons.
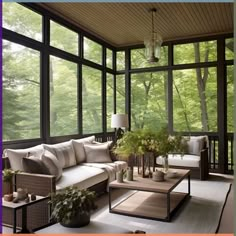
187;136;207;156
4;145;44;171
72;136;95;163
22;150;62;181
84;142;112;163
43;140;76;169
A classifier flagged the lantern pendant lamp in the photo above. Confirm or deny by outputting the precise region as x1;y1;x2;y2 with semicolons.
144;8;162;63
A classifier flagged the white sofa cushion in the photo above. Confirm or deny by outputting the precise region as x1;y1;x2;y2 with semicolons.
56;165;107;191
4;145;44;171
156;154;200;168
84;142;112;163
43;140;76;169
72;136;95;163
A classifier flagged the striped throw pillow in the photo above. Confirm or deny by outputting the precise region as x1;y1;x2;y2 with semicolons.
43;140;76;169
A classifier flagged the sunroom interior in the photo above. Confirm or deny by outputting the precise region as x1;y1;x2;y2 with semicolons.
2;2;234;234
3;2;234;173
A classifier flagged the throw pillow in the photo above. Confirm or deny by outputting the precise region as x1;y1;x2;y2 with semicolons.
72;136;95;163
84;142;112;163
43;140;76;169
93;140;117;161
41;150;63;181
22;155;50;175
187;136;206;156
4;145;44;171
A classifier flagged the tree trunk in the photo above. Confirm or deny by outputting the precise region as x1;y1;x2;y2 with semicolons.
194;42;209;131
50;62;57;125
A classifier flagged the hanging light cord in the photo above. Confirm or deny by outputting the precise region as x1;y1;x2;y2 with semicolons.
152;9;155;36
151;9;156;55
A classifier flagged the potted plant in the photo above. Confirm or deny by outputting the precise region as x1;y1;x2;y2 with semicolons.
113;130;145;173
114;129;159;177
113;127;187;175
154;127;187;173
3;169;14;195
49;187;97;228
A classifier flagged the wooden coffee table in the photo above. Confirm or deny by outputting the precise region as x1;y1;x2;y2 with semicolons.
109;169;190;222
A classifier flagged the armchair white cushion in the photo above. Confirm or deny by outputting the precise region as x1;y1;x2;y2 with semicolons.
156;154;200;168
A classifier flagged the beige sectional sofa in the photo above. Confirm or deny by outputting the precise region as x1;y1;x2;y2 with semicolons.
3;135;128;230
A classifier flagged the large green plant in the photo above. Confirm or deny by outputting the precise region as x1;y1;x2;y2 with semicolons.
113;127;187;158
114;130;146;158
154;127;187;156
49;187;97;224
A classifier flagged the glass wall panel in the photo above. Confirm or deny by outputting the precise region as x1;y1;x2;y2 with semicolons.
50;56;78;136
84;37;102;65
82;66;102;133
131;71;168;130
3;40;40;141
117;51;125;70
107;73;114;131
106;48;113;69
227;65;234;132
131;46;168;69
225;38;234;60
3;2;42;41
50;20;78;55
116;74;126;114
174;40;217;65
173;67;217;132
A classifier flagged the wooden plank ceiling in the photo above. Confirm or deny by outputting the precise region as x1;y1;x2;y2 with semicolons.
39;2;233;47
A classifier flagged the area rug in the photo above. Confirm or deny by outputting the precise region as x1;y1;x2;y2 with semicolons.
92;179;231;233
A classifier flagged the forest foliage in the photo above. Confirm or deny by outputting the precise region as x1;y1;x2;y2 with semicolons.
2;2;234;142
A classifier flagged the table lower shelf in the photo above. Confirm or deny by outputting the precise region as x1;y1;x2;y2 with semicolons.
110;191;190;221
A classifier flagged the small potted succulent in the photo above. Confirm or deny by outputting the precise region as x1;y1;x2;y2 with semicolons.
49;187;97;228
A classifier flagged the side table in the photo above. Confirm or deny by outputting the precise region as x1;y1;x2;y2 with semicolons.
2;193;50;233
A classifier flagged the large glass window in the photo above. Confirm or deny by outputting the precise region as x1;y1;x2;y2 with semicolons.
82;66;102;133
3;2;42;42
50;56;78;136
173;67;217;132
116;75;126;114
3;40;40;141
131;71;168;130
50;20;78;55
174;41;217;65
225;38;234;60
106;48;113;69
131;46;168;69
227;65;234;132
83;37;102;65
107;73;114;131
116;51;125;70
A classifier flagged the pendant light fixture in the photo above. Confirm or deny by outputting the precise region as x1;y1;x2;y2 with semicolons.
144;8;162;63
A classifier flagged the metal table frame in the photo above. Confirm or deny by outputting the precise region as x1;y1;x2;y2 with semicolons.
2;194;50;233
109;171;191;222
